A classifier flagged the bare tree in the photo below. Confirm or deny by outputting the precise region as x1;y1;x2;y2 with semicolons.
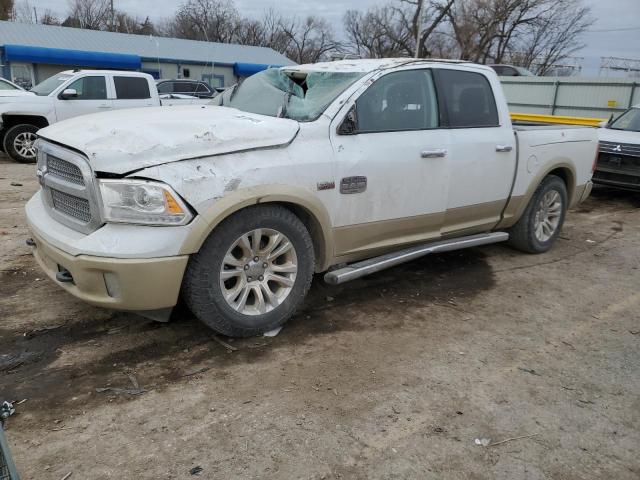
40;10;61;25
510;0;593;74
345;8;405;58
66;0;110;30
343;0;454;58
279;16;338;64
111;12;156;35
401;0;455;57
446;0;592;68
0;0;13;20
165;0;241;43
10;0;36;22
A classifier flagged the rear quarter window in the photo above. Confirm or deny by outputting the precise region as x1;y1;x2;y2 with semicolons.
114;76;151;99
436;69;499;128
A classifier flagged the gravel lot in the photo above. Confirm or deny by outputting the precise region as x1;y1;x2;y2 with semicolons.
1;153;639;480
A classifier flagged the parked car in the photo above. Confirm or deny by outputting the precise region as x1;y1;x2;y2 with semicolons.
26;59;597;337
0;70;209;163
0;77;34;98
489;64;535;76
594;106;640;190
156;79;216;98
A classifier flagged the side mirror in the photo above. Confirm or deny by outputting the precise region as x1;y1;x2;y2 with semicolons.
337;105;358;135
598;120;609;128
60;88;78;99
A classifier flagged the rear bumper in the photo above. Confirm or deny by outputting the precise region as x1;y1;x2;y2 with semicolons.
30;230;188;310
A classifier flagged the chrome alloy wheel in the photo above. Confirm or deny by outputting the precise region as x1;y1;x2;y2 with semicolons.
533;190;562;242
220;228;298;315
13;131;38;160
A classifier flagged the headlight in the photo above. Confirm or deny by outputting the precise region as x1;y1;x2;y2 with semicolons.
98;179;193;226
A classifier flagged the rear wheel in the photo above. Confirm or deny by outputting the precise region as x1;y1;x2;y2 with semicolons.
183;205;315;337
507;175;568;253
3;124;39;163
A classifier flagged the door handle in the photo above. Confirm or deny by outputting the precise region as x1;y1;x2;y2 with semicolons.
496;145;513;152
98;104;111;108
421;148;447;158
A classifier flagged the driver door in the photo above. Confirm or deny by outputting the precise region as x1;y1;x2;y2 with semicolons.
329;68;450;258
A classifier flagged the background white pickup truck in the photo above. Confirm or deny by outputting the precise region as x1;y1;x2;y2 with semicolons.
0;70;210;163
27;59;597;337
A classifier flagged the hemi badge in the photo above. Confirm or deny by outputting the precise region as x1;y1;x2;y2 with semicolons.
317;181;335;191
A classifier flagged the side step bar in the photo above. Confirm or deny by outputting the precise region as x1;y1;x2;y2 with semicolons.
324;232;509;285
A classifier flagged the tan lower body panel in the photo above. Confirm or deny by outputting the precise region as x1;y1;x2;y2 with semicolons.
31;231;189;311
332;200;507;261
441;200;507;236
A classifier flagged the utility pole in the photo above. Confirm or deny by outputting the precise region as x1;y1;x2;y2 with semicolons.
414;0;424;58
33;6;38;23
110;0;114;31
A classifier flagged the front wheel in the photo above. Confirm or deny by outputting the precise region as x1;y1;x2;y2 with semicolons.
182;205;315;337
3;124;39;163
507;175;568;254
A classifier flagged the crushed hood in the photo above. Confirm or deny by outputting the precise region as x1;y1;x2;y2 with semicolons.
37;105;299;175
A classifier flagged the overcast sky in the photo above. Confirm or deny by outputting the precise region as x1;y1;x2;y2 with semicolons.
32;0;640;65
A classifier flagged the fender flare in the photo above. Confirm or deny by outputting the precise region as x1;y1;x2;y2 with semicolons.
498;161;577;229
179;185;335;272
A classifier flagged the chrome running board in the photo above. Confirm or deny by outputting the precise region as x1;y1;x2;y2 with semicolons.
324;232;509;285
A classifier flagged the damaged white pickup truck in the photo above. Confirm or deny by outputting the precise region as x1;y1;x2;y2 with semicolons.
26;59;597;336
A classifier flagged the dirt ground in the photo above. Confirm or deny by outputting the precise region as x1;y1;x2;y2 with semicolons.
0;153;639;480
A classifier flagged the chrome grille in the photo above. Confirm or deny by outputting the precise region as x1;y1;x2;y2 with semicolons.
47;154;85;185
599;141;640;158
37;140;102;234
50;189;92;223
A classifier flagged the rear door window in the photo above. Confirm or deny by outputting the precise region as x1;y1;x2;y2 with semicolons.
435;69;499;128
114;76;151;99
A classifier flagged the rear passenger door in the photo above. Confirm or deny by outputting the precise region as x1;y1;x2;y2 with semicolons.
111;75;155;110
54;75;112;121
433;68;516;235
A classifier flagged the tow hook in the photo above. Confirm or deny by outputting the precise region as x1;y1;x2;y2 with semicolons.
56;267;74;283
25;237;36;247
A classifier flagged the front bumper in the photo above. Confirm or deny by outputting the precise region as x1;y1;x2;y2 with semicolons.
593;168;640;190
30;230;188;310
26;191;190;311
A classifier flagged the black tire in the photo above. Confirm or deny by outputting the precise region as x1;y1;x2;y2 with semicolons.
3;124;39;163
182;205;315;337
507;174;568;254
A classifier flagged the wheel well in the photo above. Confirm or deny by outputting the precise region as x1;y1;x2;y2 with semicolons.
546;167;574;198
273;202;326;271
1;115;49;130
